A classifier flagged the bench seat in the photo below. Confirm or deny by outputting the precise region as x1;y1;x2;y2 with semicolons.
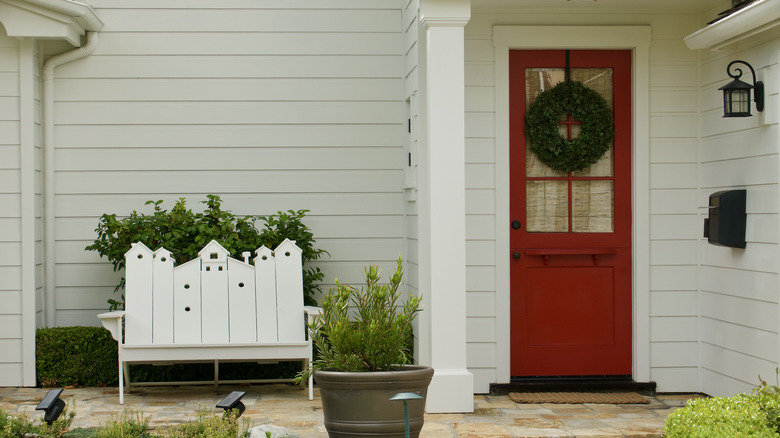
98;239;319;404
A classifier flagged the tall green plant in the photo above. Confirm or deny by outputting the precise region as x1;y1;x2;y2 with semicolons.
86;195;327;309
297;257;421;382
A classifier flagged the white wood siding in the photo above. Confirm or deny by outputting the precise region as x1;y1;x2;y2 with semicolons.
52;1;407;325
465;9;703;393
0;27;24;385
696;35;780;395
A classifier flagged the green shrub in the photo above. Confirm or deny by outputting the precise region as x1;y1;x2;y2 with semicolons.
127;361;301;384
755;375;780;434
85;195;327;309
665;394;780;438
37;327;118;387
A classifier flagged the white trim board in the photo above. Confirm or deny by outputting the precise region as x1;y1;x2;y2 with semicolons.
491;25;652;384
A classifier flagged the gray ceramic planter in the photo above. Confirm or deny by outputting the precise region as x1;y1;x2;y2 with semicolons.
314;366;434;438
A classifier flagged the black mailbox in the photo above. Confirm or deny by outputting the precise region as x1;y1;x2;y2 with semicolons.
704;189;746;248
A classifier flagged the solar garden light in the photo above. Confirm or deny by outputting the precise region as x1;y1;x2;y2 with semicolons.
36;388;65;425
216;391;247;418
389;392;424;438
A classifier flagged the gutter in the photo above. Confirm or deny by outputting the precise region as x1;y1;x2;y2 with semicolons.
684;0;780;50
43;31;98;326
20;0;103;32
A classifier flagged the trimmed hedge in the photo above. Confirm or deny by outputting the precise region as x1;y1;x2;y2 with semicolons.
37;326;118;387
36;326;300;387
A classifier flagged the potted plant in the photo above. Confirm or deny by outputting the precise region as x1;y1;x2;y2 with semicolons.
297;257;433;438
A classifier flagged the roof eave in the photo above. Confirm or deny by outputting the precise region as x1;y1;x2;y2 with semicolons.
684;0;780;50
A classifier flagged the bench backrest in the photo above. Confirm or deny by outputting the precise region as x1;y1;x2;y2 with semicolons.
123;239;304;345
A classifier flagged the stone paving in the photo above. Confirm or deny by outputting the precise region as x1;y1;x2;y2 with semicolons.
0;384;698;437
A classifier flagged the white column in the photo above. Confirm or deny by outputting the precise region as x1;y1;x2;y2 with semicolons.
417;0;473;413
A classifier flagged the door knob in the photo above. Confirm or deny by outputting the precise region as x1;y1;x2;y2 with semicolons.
512;251;521;260
511;220;521;230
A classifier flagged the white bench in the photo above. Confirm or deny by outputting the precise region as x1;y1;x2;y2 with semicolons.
98;239;320;404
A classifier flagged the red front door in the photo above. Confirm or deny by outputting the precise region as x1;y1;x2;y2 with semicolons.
510;50;632;377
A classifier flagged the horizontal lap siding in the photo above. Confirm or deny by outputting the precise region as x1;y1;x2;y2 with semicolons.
697;36;780;396
54;2;406;323
0;29;23;385
647;11;701;390
465;9;703;393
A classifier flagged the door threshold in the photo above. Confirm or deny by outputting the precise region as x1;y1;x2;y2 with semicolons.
490;376;656;395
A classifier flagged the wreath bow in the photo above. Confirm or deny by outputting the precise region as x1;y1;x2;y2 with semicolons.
524;81;615;172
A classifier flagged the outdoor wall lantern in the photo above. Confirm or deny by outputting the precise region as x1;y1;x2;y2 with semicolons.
719;60;764;117
216;391;247;418
36;388;65;425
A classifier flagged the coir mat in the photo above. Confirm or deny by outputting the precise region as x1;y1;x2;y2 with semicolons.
509;392;650;404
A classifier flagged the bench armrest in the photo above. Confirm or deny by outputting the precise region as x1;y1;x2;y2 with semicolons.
303;306;322;318
97;311;125;342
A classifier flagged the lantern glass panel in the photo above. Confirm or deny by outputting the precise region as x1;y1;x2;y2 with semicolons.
724;89;751;117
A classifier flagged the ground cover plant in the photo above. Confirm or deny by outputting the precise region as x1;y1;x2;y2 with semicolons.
0;404;74;438
0;406;256;438
665;374;780;437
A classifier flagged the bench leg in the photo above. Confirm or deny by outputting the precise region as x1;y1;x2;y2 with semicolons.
118;358;124;405
214;360;219;391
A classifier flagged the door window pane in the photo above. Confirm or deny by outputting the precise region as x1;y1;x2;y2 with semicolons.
571;68;614;178
525;68;567;178
572;180;614;233
526;180;569;232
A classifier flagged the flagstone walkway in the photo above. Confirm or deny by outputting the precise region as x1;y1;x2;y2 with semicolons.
0;384;697;437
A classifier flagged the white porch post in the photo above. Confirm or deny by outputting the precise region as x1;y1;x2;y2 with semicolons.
417;0;474;413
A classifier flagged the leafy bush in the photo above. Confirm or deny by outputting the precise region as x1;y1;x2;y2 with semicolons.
755;375;780;434
665;394;779;438
37;327;118;387
85;195;327;308
128;361;300;384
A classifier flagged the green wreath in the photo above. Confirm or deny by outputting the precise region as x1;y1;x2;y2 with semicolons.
524;81;615;172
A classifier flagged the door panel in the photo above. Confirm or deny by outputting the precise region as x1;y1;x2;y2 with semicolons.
510;50;632;377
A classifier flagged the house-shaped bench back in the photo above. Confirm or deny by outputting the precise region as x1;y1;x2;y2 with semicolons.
123;239;304;345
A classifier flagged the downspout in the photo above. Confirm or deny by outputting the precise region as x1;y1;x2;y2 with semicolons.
43;31;98;327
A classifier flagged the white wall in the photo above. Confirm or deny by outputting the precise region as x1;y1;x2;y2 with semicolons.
402;0;423;361
464;7;703;393
0;25;24;385
695;31;780;396
50;0;408;325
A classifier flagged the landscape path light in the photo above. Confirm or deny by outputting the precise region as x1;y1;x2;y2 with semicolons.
216;390;247;418
36;388;65;425
389;392;424;438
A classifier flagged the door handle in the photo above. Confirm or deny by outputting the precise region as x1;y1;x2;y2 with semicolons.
512;251;521;260
511;220;521;230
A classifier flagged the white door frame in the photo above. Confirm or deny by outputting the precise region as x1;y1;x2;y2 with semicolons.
492;25;652;383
